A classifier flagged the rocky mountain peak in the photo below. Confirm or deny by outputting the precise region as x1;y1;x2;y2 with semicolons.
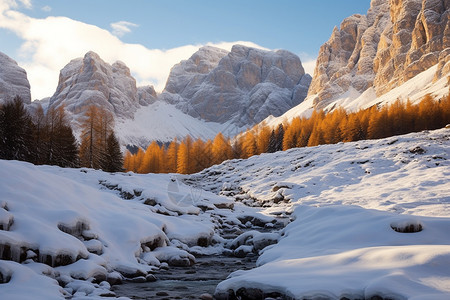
49;51;156;123
161;44;311;127
0;52;31;104
164;46;229;95
308;0;449;109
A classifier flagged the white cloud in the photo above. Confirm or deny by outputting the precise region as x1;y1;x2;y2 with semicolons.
0;3;272;100
298;52;316;76
110;20;138;37
41;5;51;12
0;0;29;11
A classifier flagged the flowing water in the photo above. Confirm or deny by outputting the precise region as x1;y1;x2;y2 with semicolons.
112;255;257;299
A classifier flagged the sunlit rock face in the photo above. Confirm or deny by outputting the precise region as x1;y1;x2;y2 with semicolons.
0;52;31;104
309;0;450;109
49;51;155;121
160;45;311;127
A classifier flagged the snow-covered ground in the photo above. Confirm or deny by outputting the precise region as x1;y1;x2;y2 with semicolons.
190;127;450;299
115;101;245;147
1;127;449;299
0;160;274;299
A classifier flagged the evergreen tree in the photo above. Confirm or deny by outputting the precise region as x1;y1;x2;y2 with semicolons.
275;124;284;151
44;106;79;167
267;130;277;153
100;132;123;172
31;104;46;164
0;96;34;161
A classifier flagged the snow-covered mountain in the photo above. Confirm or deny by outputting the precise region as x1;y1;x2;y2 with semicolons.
267;0;450;126
160;45;311;127
48;51;156;125
0;52;31;105
1;127;449;299
45;46;311;146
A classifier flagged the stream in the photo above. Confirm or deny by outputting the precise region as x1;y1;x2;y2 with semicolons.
112;255;257;299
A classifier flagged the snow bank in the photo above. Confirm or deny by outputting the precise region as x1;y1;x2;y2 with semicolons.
0;160;255;298
216;205;450;299
186;128;450;299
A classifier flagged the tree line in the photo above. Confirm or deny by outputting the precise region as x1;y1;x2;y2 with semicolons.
125;92;450;174
0;96;123;172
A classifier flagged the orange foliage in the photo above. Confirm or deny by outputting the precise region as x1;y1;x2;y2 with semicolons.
125;92;450;174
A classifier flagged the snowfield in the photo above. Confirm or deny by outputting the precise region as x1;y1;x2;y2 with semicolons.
0;128;449;299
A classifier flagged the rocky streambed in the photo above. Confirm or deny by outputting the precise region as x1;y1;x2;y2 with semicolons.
113;255;257;299
113;216;289;300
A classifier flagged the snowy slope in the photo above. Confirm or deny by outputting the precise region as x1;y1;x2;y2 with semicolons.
188;128;450;299
1;128;449;299
115;101;245;146
266;64;450;127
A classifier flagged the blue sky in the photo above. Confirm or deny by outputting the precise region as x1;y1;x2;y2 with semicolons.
0;0;371;99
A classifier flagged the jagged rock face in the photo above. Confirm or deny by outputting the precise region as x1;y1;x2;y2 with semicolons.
309;0;449;109
161;45;311;127
0;52;31;104
49;51;155;120
137;85;157;106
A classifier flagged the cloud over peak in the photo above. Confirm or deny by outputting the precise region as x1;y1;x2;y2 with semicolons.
0;2;269;100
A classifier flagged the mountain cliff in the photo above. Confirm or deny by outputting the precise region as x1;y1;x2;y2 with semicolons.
48;51;156;122
0;52;31;104
308;0;449;109
160;45;311;127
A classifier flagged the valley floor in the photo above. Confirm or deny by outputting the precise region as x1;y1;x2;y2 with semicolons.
0;128;449;299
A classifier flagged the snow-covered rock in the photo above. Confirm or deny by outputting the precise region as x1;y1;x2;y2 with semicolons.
0;52;31;104
0;157;273;298
160;45;311;127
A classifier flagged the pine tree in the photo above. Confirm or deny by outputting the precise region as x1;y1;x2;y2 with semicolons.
267;130;277;153
31;104;46;164
44;106;79;167
275;124;284;151
100;132;123;172
0;96;34;161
